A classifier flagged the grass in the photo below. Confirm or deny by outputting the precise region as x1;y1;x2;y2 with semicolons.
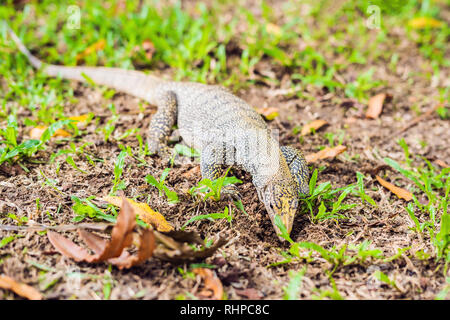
181;206;234;230
71;195;115;223
145;168;179;204
101;104;119;142
301;169;357;223
384;140;450;263
271;139;450;280
189;167;242;202
0;118;76;169
110;150;127;194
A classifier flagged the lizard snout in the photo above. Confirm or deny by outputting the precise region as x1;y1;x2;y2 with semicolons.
262;183;299;240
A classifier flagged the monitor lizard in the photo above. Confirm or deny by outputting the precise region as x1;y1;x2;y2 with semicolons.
7;26;310;239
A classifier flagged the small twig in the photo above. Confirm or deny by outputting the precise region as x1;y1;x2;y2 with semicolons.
397;104;441;134
378;104;441;146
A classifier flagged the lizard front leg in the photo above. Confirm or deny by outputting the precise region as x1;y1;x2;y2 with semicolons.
281;146;310;196
200;143;240;200
147;91;177;160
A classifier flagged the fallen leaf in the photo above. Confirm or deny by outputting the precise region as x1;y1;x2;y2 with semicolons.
366;93;386;119
266;23;282;36
68;114;90;123
193;268;223;300
47;196;155;269
103;196;174;232
257;107;279;120
76;39;107;61
29;126;71;140
106;228;155;269
305;145;347;163
181;166;200;179
376;175;413;201
408;17;443;29
301;120;328;136
47;231;91;262
434;159;448;168
94;196;136;261
77;229;107;255
0;275;42;300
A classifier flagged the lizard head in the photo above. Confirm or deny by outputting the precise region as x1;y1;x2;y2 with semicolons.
258;177;299;239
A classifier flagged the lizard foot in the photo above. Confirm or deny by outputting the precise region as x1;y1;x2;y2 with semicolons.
148;143;174;165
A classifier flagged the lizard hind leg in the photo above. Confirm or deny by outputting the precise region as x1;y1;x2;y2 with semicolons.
281;146;310;196
147;91;178;161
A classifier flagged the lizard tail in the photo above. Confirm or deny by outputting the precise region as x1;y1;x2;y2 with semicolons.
7;24;163;105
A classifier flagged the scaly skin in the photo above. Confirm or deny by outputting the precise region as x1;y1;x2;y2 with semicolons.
8;26;310;238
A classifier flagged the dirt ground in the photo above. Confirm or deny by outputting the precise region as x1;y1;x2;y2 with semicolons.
0;2;449;300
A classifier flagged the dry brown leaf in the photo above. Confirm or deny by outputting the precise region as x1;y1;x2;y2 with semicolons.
96;196;136;260
47;196;135;263
68;114;90;123
257;107;279;120
0;275;42;300
109;230;155;269
301;120;328;136
434;159;448;168
47;231;91;262
47;196;155;269
103;196;174;232
305;145;347;163
366;93;386;119
193;268;223;300
76;39;107;61
77;229;107;255
408;17;443;29
376;175;413;201
29;126;71;140
181;166;200;179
